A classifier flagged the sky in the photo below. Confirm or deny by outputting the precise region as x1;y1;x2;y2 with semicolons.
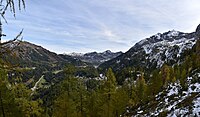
2;0;200;54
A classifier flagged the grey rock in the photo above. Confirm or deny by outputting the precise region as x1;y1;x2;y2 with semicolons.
196;24;200;39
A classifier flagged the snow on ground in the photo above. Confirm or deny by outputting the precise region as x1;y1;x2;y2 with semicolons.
146;72;199;116
193;97;200;115
167;83;179;97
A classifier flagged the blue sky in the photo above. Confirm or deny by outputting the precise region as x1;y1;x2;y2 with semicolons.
2;0;200;54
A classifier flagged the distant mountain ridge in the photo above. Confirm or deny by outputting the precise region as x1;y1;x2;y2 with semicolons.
4;41;122;68
67;50;123;67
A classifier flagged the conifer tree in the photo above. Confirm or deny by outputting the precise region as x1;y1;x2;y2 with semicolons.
86;91;101;117
53;91;76;117
135;72;147;103
101;68;117;117
112;87;129;117
0;69;43;117
180;68;187;90
161;64;170;87
147;70;162;97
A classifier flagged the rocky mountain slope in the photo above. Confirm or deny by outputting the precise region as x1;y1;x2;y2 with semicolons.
125;39;200;116
5;41;87;67
68;50;122;67
99;30;197;72
131;81;200;116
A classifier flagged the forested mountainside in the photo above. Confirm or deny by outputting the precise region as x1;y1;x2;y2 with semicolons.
4;41;87;66
0;25;200;117
2;41;99;89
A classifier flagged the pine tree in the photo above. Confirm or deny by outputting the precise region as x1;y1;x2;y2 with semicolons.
180;68;187;91
161;64;170;87
53;91;76;117
86;91;101;117
0;68;43;117
147;70;162;97
112;87;129;117
12;82;44;117
101;68;117;117
135;72;147;103
75;79;88;117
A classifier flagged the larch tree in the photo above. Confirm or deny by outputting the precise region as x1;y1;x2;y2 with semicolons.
161;64;170;87
135;72;147;104
102;68;117;117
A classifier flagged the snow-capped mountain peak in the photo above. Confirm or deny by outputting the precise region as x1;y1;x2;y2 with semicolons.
66;50;122;66
140;31;196;68
102;50;112;54
167;29;180;37
67;52;84;57
137;30;185;47
99;28;198;71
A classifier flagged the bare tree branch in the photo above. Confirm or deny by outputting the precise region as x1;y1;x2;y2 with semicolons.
0;0;25;21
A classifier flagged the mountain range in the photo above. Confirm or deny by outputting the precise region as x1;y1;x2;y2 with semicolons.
67;50;122;67
99;30;197;72
3;24;200;116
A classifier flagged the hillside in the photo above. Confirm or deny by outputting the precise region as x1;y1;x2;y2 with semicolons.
4;41;88;66
2;41;96;89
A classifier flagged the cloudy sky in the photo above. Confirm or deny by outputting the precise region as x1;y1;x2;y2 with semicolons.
3;0;200;54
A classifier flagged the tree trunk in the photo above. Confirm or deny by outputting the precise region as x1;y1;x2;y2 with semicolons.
0;91;5;117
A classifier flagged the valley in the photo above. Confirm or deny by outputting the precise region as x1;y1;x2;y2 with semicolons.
1;24;200;116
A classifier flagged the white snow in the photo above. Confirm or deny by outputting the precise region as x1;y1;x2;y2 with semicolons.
167;30;179;37
138;39;148;45
66;52;84;56
155;33;161;40
116;60;121;64
141;36;196;68
167;83;179;97
193;97;200;115
31;75;44;91
137;110;143;114
143;45;152;54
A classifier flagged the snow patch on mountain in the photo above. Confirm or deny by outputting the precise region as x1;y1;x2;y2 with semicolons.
192;97;200;115
141;33;196;68
67;52;84;57
67;50;122;66
167;30;180;37
131;71;200;116
99;29;197;73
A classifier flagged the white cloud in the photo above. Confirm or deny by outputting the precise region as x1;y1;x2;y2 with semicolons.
2;0;200;53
